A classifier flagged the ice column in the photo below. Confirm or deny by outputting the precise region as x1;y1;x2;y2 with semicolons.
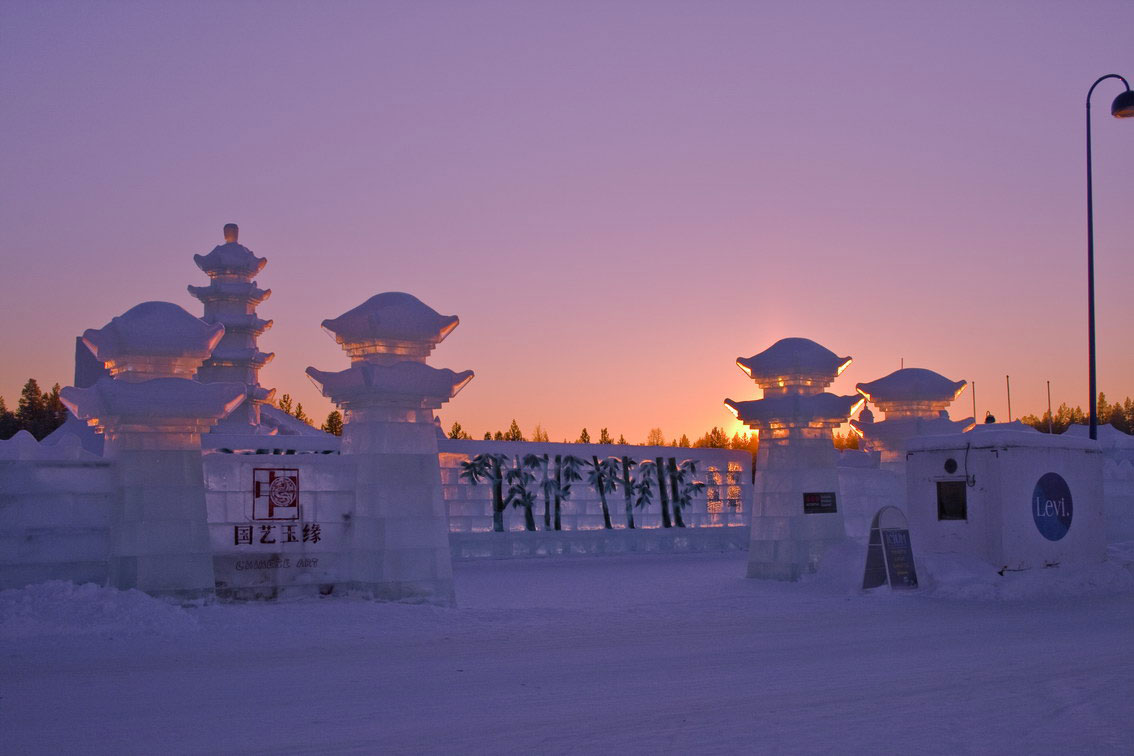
188;223;276;432
725;338;864;580
61;302;245;599
306;293;473;604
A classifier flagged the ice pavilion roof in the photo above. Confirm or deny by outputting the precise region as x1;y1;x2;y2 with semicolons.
60;377;245;421
321;292;459;348
306;362;474;405
82;302;224;362
193;242;267;277
856;368;966;404
725;393;864;426
736;338;851;383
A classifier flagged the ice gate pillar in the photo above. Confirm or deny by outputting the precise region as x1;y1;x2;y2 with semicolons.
725;338;863;580
307;293;473;605
61;302;245;599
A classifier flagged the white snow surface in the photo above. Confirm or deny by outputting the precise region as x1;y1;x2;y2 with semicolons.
3;549;1133;754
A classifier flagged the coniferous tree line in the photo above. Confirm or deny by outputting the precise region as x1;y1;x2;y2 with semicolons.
447;419;759;454
1018;394;1134;435
275;393;344;436
0;379;69;441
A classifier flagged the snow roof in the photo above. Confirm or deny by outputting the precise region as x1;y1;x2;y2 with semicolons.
193;242;267;278
82;302;224;362
321;293;459;348
907;424;1098;453
856;368;966;404
1062;423;1134;449
737;338;851;382
725;393;864;425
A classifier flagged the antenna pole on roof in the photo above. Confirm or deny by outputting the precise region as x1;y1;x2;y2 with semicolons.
1006;375;1013;422
1047;380;1054;433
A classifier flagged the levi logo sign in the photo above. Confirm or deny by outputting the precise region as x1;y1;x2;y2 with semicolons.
1032;472;1072;542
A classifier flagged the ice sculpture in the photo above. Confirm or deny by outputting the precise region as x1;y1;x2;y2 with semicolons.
188;223;277;432
725;337;864;580
61;302;245;599
851;367;974;463
307;292;473;605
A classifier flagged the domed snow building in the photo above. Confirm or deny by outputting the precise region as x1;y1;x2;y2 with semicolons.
851;367;974;464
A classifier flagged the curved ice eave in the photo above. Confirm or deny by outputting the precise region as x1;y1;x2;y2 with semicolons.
725;392;864;425
61;377;246;422
305;362;474;400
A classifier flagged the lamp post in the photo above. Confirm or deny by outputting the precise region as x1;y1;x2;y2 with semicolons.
1085;74;1134;441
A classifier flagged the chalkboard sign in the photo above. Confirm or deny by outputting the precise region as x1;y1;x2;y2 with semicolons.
882;528;918;589
803;491;837;514
862;506;919;590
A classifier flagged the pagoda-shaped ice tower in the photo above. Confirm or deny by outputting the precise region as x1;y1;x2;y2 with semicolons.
851;367;974;463
307;292;473;604
725;337;864;580
60;302;245;598
188;223;276;432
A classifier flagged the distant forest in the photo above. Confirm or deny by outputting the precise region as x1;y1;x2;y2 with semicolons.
0;379;69;441
3;377;1132;443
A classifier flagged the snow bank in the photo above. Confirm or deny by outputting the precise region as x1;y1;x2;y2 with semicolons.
0;581;199;640
805;537;1134;601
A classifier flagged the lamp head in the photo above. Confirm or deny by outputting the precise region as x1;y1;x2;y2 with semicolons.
1112;88;1134;118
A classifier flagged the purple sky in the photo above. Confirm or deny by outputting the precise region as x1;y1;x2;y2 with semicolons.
2;1;1132;441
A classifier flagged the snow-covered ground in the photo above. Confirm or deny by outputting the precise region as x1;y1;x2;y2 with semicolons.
3;548;1133;754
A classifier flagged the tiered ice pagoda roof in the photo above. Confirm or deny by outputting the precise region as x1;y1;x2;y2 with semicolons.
725;393;864;427
851;367;974;459
726;337;861;432
308;292;473;413
322;292;460;362
192;242;267;279
856;368;966;409
187;225;277;433
307;362;474;410
81;301;225;381
736;337;852;394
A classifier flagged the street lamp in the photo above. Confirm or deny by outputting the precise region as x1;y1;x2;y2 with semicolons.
1085;74;1134;441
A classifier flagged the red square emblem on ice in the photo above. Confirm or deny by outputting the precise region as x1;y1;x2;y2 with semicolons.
252;468;300;521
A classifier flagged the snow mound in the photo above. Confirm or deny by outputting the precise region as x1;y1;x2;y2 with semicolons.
0;581;200;640
916;550;1134;601
805;539;1134;601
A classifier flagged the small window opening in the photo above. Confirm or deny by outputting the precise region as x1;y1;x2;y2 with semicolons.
937;480;967;521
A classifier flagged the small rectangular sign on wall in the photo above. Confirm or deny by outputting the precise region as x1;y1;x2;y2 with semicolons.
803;491;837;514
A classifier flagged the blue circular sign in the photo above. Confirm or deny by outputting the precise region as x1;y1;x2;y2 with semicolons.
1032;472;1073;541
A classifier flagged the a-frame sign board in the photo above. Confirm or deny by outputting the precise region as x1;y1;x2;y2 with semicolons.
863;505;919;590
